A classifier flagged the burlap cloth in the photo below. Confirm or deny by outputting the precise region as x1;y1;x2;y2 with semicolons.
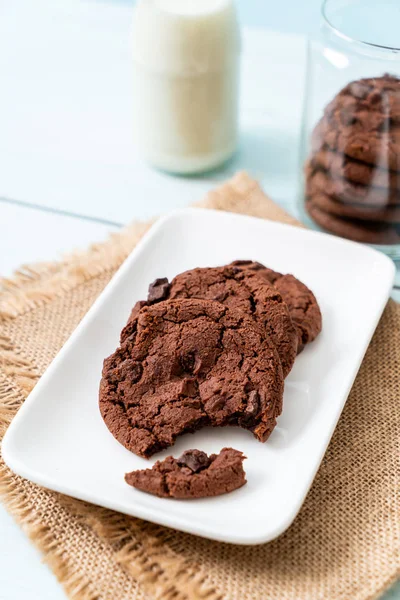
0;172;399;600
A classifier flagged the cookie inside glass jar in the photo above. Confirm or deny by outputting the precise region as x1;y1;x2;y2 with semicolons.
305;74;400;246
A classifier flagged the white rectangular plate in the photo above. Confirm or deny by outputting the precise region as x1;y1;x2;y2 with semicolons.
2;209;395;544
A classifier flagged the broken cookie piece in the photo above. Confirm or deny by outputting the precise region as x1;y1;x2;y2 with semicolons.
125;448;246;498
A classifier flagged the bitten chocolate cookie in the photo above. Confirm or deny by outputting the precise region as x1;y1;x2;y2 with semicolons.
229;261;322;353
306;199;400;244
125;448;246;498
100;299;284;458
311;148;400;189
305;161;400;207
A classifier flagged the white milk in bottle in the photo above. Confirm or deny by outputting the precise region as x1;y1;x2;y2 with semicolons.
132;0;240;174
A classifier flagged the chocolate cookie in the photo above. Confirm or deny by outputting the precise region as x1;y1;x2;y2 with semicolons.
306;185;400;223
323;128;400;173
229;261;322;353
123;267;298;378
166;266;297;377
311;148;400;189
333;75;400;121
306;199;400;244
100;298;284;458
305;161;400;207
125;448;246;498
313;117;400;171
313;75;400;171
324;96;399;133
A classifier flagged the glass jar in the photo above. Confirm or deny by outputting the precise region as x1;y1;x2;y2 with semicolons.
299;0;400;260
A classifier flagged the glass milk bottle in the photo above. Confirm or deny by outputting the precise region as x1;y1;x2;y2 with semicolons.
132;0;240;174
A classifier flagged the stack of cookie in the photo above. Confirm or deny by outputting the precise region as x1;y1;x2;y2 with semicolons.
305;74;400;245
99;262;321;498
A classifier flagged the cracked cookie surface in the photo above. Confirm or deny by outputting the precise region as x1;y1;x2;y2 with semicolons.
100;298;284;458
125;448;246;498
123;266;297;378
230;260;322;353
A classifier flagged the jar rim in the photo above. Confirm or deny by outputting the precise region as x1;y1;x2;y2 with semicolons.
321;0;400;53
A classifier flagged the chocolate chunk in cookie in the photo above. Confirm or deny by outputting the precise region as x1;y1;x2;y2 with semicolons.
177;449;211;472
125;447;247;499
306;199;400;244
229;261;322;353
147;278;170;303
165;266;297;378
100;298;284;457
120;279;171;342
